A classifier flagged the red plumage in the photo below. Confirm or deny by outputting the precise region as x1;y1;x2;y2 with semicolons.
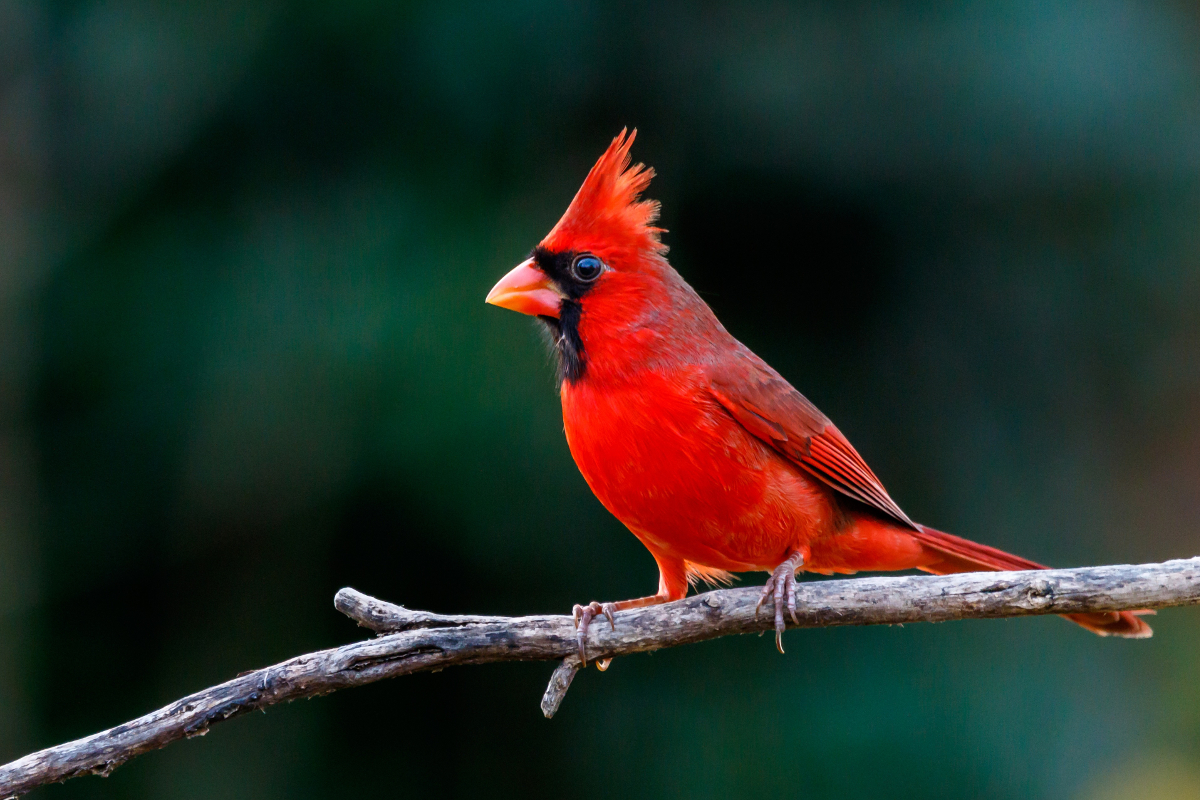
487;130;1151;657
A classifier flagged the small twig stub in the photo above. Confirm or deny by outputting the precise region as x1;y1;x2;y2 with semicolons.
541;658;582;718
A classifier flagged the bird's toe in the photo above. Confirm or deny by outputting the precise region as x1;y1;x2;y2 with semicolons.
758;555;803;654
571;601;615;666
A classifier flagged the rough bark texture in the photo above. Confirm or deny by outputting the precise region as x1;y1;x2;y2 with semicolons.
540;658;582;718
3;558;1199;798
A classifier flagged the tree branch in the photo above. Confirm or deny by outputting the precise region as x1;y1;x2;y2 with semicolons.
3;557;1198;798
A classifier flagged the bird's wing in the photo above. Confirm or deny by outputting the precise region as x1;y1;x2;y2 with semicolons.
706;351;918;530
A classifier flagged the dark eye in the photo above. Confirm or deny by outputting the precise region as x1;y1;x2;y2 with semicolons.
570;254;605;283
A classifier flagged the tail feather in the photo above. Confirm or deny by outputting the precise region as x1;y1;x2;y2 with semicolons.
914;525;1153;639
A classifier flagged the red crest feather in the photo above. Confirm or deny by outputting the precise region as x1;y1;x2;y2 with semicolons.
540;129;666;261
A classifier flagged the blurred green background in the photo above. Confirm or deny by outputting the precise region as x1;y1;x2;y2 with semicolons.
2;1;1200;798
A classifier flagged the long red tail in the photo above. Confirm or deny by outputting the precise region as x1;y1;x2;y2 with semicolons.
914;525;1152;638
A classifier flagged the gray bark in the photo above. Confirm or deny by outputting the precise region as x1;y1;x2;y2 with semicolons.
3;557;1198;798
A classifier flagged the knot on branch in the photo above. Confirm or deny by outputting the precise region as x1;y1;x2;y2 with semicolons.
1022;578;1057;609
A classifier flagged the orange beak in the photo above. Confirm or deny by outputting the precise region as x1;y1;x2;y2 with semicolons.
485;258;565;318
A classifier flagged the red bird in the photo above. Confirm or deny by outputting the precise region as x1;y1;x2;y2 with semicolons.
486;130;1151;662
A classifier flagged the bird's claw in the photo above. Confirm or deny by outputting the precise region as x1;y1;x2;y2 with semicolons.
572;601;616;667
755;555;803;654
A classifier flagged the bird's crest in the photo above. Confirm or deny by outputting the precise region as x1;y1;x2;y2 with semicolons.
541;129;666;260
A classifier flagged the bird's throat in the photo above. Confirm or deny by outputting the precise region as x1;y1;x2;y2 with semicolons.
539;300;585;385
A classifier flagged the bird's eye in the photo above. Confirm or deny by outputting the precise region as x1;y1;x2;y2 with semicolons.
570;254;605;283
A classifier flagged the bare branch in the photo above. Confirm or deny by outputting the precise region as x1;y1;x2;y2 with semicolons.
2;557;1198;798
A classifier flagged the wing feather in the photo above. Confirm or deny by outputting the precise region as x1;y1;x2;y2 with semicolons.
707;351;917;530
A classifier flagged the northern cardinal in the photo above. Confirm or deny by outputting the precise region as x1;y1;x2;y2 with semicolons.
486;130;1151;662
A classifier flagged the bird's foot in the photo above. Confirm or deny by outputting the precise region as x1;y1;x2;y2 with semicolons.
572;601;616;668
755;552;805;654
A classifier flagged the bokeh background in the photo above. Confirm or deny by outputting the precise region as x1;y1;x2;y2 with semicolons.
3;1;1200;798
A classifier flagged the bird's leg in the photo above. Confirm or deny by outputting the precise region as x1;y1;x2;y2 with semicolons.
572;593;670;668
756;550;805;654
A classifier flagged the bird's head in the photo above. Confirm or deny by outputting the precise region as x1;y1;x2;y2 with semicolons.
487;129;701;384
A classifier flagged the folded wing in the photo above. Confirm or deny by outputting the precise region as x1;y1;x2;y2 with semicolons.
706;350;917;530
